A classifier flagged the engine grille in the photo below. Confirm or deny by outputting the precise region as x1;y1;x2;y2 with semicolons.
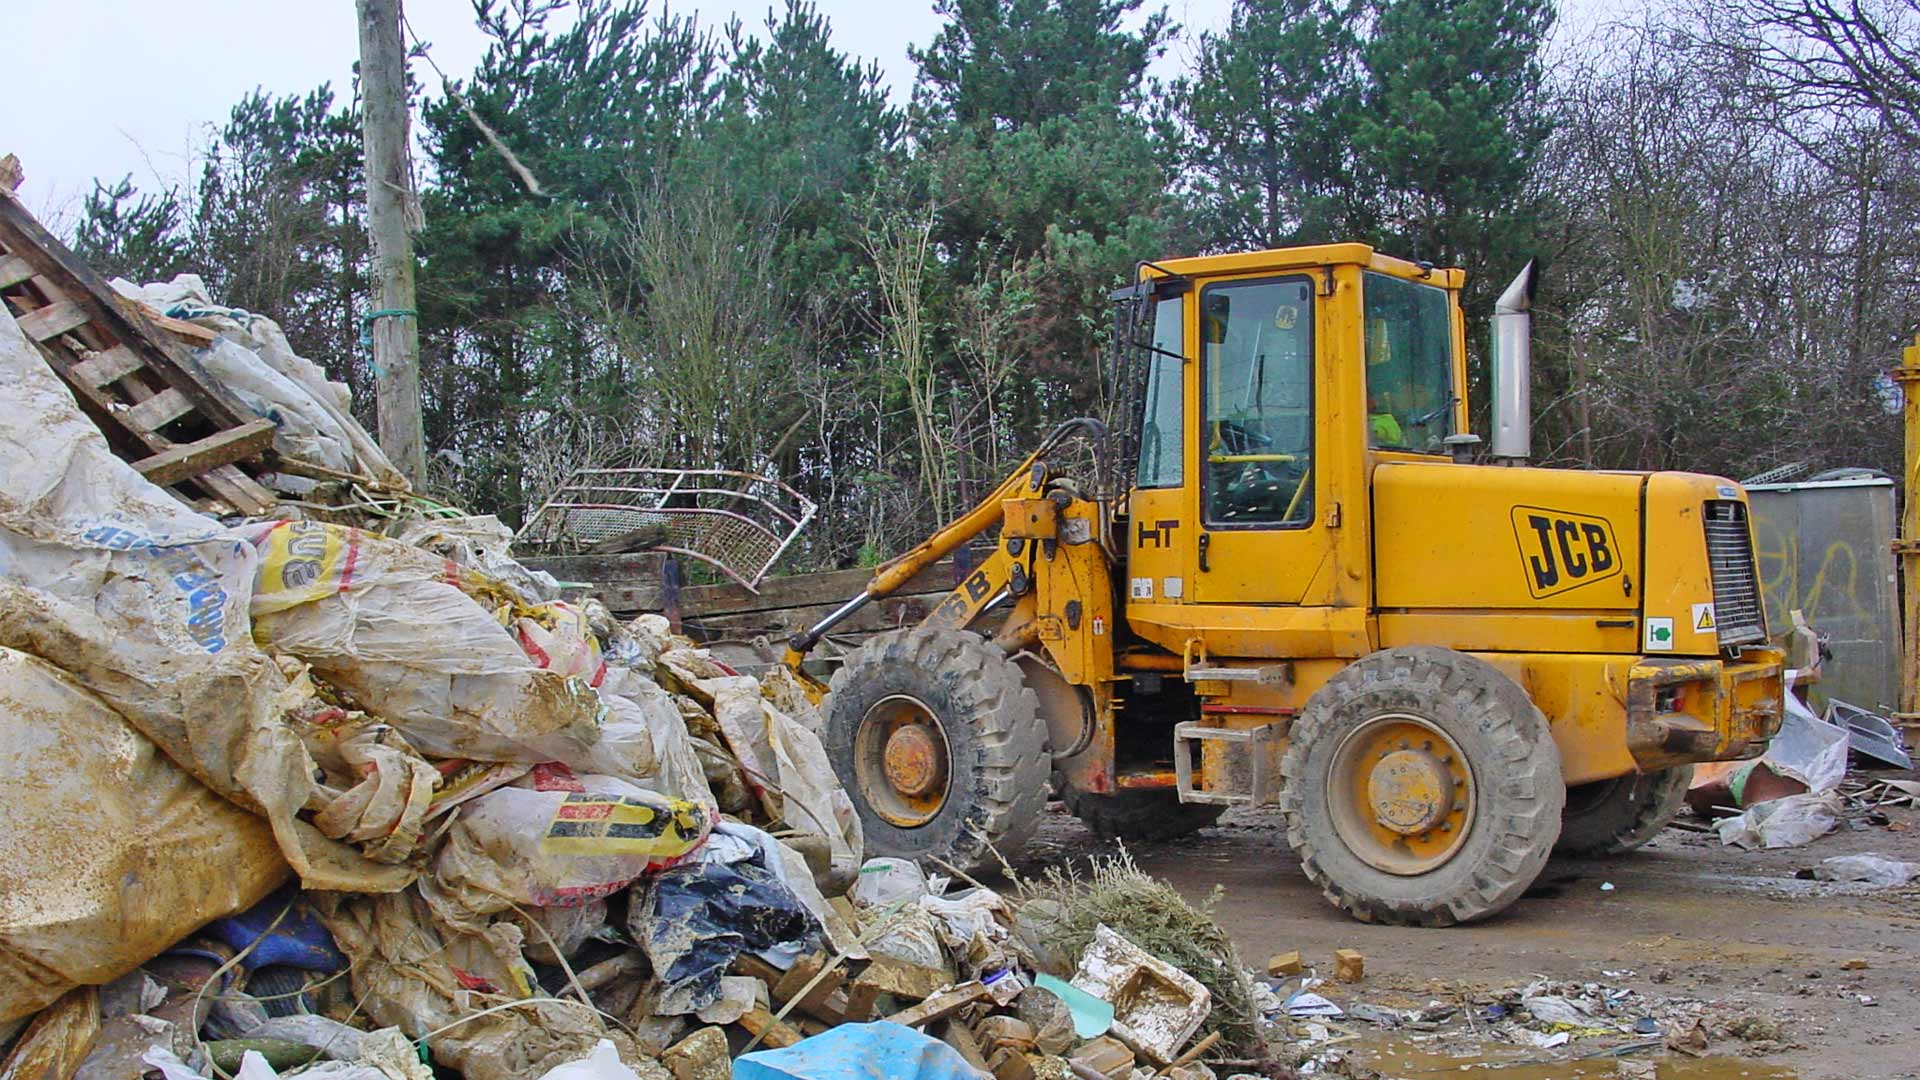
1704;500;1767;647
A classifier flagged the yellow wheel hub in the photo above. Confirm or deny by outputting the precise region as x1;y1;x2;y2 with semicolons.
854;695;952;828
1328;715;1475;875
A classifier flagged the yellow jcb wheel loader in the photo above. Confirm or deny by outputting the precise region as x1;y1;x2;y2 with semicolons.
783;244;1784;926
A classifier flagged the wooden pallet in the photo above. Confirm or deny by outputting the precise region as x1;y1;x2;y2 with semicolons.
0;188;275;514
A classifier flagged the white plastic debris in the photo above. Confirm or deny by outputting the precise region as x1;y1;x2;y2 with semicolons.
1520;993;1603;1028
1715;792;1842;849
1285;992;1345;1019
853;857;932;907
1815;853;1919;887
535;1038;647;1080
1765;693;1851;794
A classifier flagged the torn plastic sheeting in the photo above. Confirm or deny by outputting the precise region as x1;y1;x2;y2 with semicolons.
0;649;289;1023
762;695;863;887
631;831;824;1015
194;335;356;473
514;601;608;685
712;822;864;961
141;1026;433;1080
394;515;561;605
667;654;860;880
111;274;406;489
236;520;608;766
420;764;715;934
1715;791;1842;849
1815;853;1919;886
579;664;713;803
922;889;1013;946
735;1021;990;1080
1765;693;1850;794
0;312;407;894
316;890;650;1080
853;858;930;908
299;705;438;863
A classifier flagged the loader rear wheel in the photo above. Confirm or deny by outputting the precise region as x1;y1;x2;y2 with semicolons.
1554;766;1693;857
1064;790;1226;843
1279;647;1565;926
824;628;1049;874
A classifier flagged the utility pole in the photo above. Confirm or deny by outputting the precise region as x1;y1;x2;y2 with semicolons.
356;0;426;486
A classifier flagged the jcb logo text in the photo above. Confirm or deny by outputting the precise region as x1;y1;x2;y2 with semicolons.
1510;506;1621;599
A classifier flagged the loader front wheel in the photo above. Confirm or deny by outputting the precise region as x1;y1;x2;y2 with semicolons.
1554;766;1693;858
1279;647;1565;926
824;628;1049;874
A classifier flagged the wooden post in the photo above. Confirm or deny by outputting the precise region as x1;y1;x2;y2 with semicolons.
1893;334;1920;728
356;0;426;486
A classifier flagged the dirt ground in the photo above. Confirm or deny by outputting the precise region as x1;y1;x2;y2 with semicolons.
1011;775;1920;1080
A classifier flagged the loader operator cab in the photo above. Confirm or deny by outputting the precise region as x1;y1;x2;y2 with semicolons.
796;241;1785;930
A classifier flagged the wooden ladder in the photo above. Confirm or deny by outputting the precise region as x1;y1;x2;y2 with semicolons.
0;188;276;515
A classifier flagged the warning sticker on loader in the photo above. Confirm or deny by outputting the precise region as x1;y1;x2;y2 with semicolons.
1692;602;1716;632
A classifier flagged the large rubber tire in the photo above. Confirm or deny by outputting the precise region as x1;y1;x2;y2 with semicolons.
824;628;1049;874
1064;790;1226;843
1554;766;1693;857
1279;646;1565;926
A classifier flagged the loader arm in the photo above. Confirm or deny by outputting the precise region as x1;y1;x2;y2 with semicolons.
782;419;1106;680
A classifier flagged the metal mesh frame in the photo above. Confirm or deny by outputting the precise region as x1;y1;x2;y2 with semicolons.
516;468;817;590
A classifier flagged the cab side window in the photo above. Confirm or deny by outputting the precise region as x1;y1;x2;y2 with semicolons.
1136;296;1185;488
1363;272;1456;452
1201;277;1314;527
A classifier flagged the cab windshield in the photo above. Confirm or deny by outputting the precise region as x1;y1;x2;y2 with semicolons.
1364;273;1456;453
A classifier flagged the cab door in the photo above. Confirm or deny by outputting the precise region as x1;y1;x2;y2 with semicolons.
1188;274;1335;605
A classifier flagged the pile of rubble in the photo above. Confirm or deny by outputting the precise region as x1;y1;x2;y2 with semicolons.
0;227;1264;1079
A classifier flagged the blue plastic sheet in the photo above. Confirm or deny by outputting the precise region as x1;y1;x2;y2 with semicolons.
735;1022;988;1080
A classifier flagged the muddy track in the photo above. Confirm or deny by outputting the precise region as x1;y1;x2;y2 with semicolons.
1010;790;1920;1080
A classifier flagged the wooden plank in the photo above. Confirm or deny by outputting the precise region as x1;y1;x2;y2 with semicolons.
0;253;31;289
117;295;219;345
769;953;848;1023
17;299;87;341
732;1006;802;1049
0;191;252;429
126;387;193;431
882;982;990;1029
69;345;145;388
200;463;276;516
134;419;274;486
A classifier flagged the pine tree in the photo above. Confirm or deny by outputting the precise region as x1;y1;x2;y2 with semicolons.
1177;0;1364;249
1353;0;1555;306
909;0;1173;131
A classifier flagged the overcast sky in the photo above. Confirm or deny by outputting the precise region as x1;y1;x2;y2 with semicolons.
5;0;1616;229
